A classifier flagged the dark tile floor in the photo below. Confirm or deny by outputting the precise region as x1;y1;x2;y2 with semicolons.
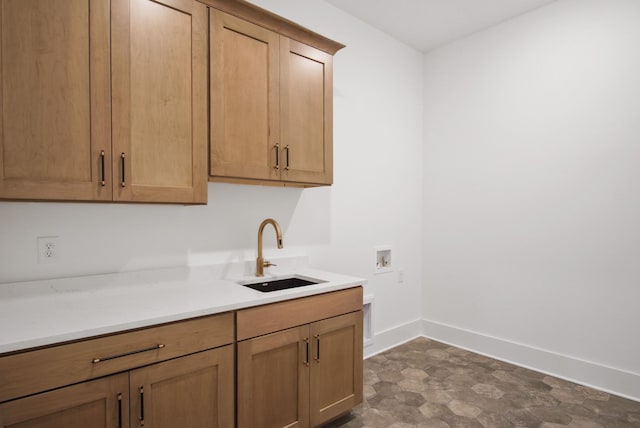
326;337;640;428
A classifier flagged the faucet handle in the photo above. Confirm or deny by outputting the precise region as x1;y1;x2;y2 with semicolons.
263;260;277;268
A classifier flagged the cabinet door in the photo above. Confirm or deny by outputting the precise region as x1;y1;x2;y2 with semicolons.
129;346;234;428
210;10;280;181
280;37;333;185
0;373;128;428
0;0;111;201
111;0;207;203
237;326;310;428
309;312;363;427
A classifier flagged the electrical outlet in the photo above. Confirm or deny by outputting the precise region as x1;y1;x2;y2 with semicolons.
398;269;405;284
37;236;59;264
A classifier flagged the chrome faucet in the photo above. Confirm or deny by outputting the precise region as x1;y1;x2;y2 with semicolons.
256;218;283;277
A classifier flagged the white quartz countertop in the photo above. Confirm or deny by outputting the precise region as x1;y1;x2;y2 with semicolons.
0;259;365;354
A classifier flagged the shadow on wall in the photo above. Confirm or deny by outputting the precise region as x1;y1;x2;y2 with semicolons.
0;183;332;283
186;183;333;264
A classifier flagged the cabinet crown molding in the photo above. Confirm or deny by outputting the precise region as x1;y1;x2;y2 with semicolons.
201;0;346;54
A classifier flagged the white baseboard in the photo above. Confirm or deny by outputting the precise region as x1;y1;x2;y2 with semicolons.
362;318;640;401
363;318;422;359
421;318;640;402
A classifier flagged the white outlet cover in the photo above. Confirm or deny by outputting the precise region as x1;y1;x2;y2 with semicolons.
37;236;60;264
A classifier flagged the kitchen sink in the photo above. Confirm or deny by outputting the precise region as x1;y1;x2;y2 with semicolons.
241;276;321;293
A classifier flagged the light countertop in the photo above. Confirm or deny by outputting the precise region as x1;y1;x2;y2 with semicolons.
0;257;365;355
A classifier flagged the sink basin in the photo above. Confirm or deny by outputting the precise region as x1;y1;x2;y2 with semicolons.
241;276;321;293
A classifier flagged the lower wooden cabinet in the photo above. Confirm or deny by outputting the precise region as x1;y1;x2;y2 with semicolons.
236;288;363;428
309;312;363;427
0;313;235;428
0;346;233;428
237;325;310;428
130;346;234;428
0;288;363;428
0;373;128;428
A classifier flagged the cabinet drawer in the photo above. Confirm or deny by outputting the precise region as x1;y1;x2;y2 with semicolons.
237;287;362;341
0;312;234;403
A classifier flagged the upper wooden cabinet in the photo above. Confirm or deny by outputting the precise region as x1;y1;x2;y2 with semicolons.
0;0;208;203
208;3;343;187
1;0;341;200
210;10;280;182
0;0;111;201
280;38;334;185
112;0;208;203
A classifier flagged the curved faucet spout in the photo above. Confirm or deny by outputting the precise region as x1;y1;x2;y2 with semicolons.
257;218;284;277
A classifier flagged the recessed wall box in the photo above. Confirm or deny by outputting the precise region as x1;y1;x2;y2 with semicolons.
373;245;392;274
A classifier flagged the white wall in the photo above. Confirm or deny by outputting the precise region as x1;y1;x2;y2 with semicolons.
422;0;640;399
0;0;424;355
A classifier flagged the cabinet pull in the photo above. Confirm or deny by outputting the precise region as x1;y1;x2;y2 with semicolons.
120;152;126;187
274;144;280;170
92;343;165;363
139;386;145;426
314;334;320;362
303;337;309;367
284;145;290;170
100;150;106;186
117;393;123;428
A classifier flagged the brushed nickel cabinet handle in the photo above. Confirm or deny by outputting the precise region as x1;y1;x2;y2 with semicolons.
100;150;106;187
274;144;280;170
120;152;126;187
92;343;165;363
